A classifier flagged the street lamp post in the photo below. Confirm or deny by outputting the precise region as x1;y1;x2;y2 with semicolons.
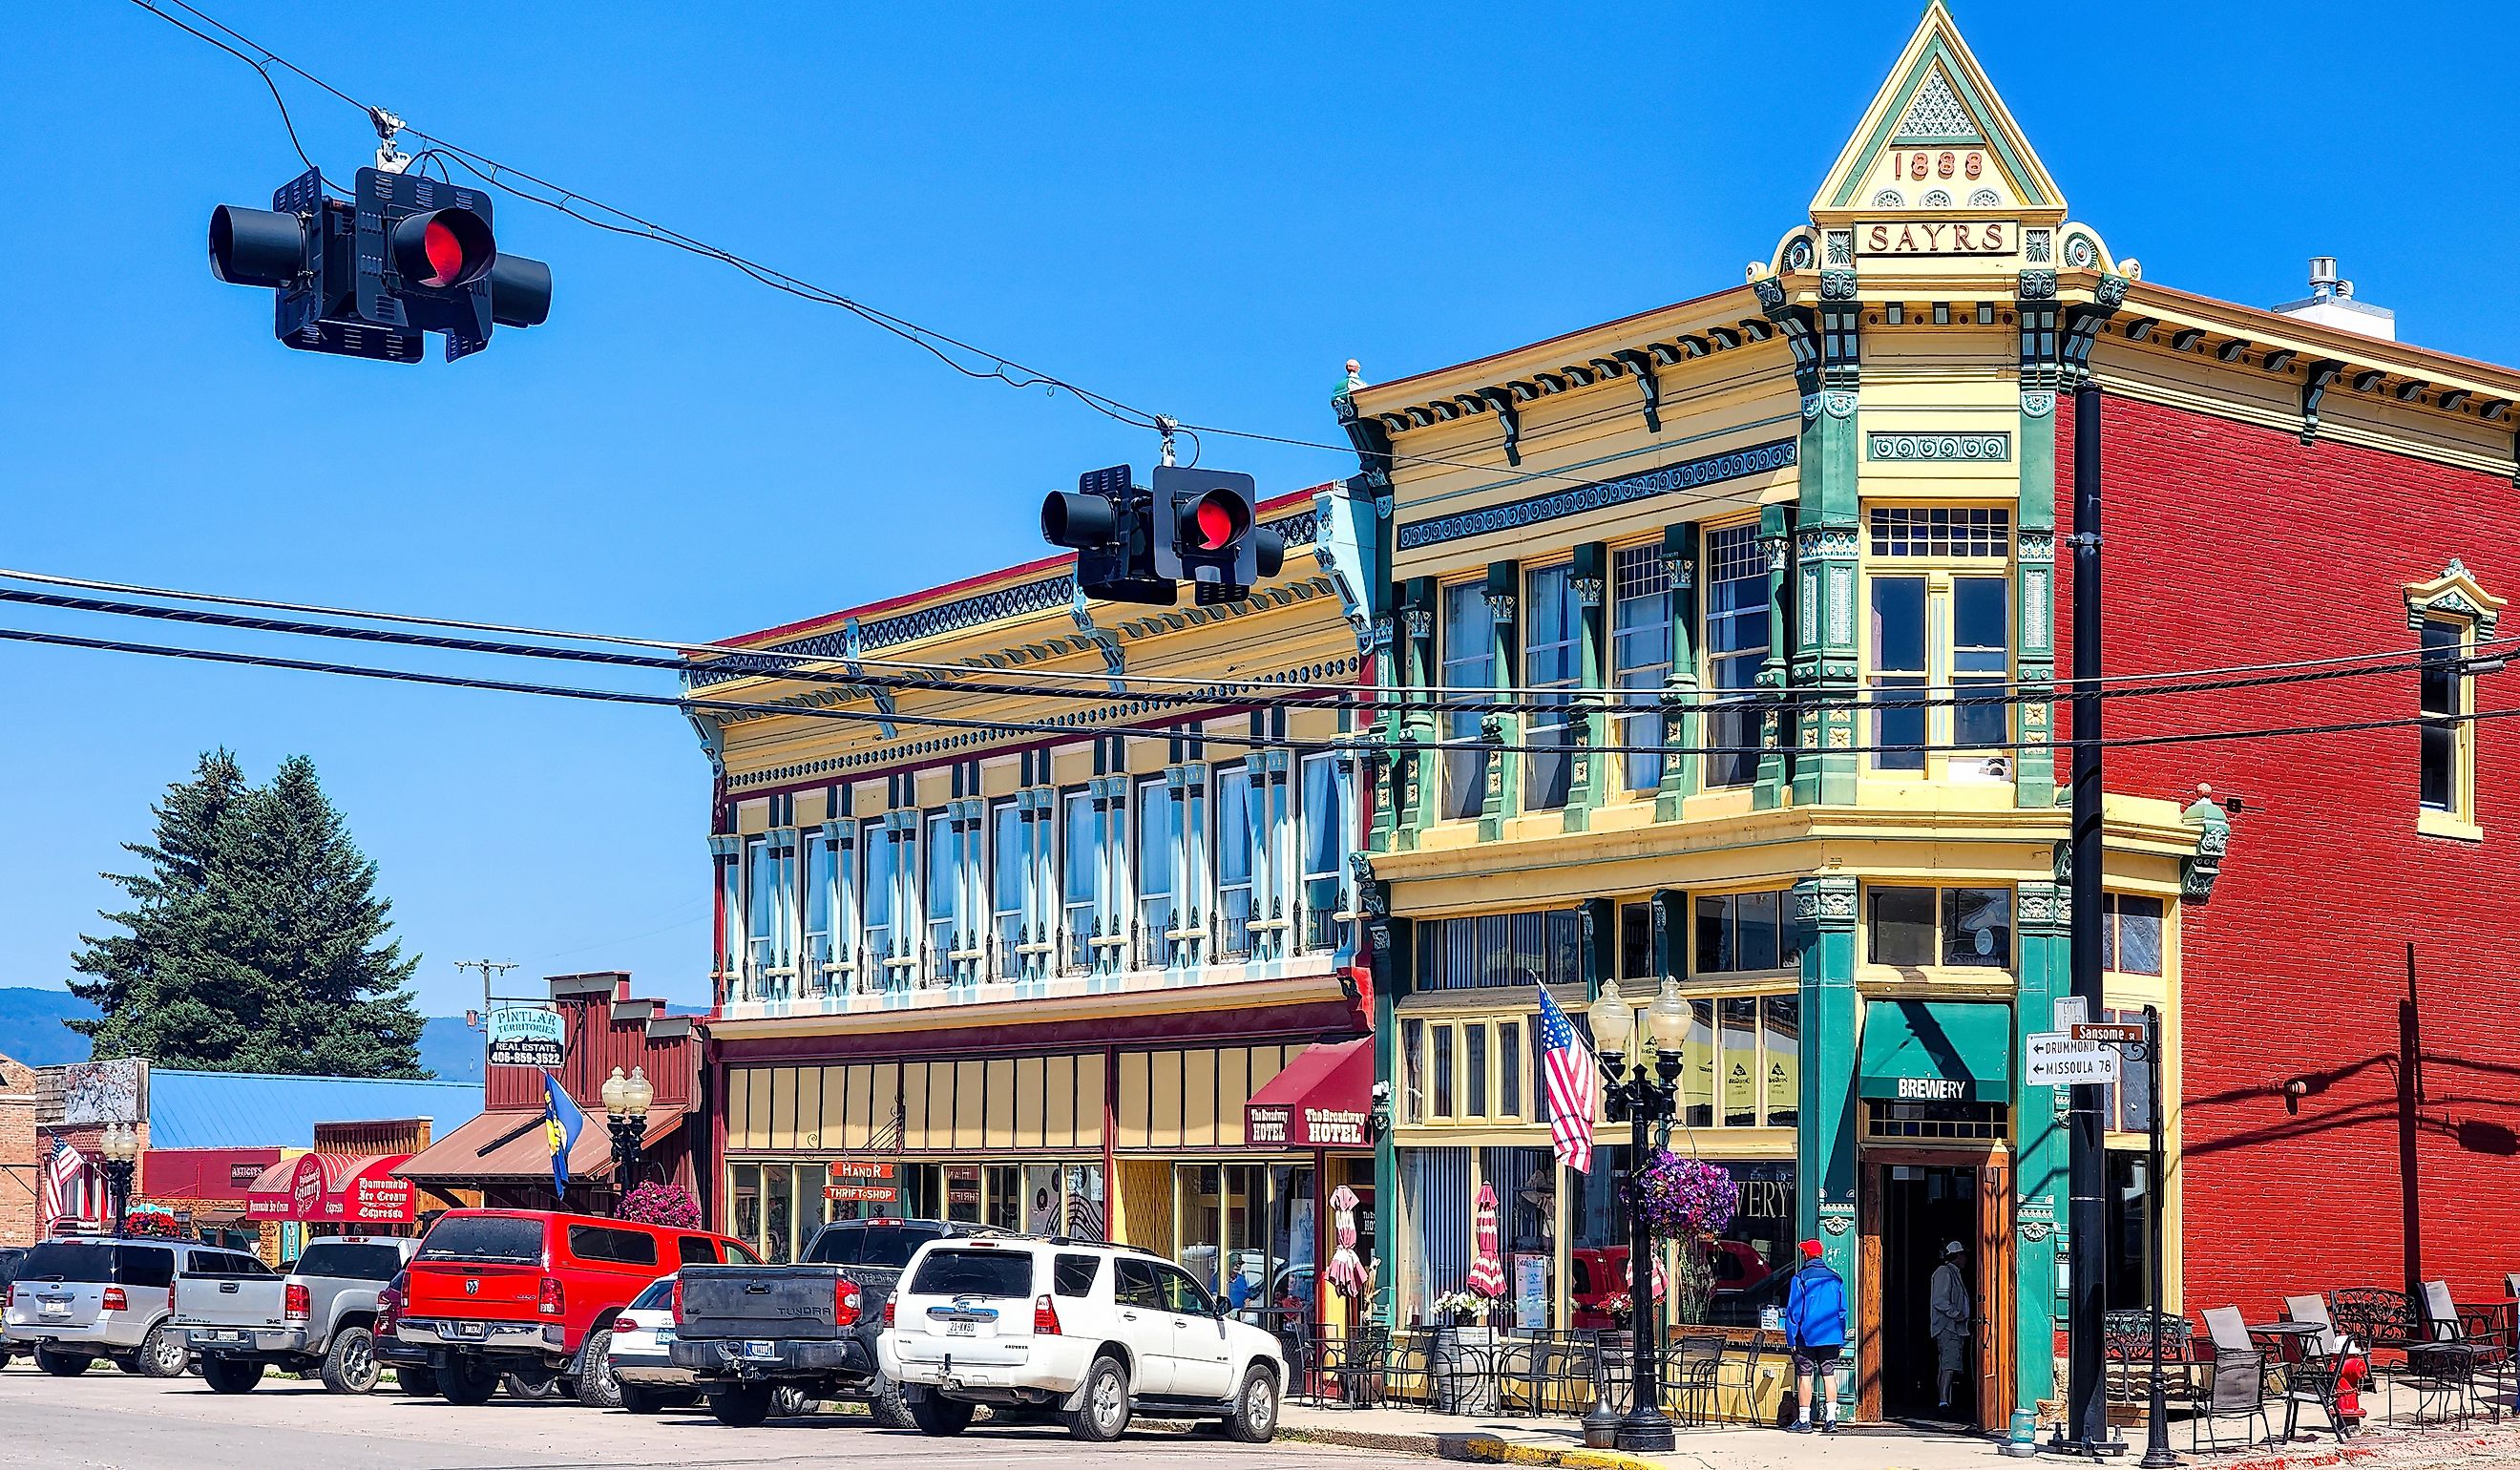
601;1066;654;1211
1586;978;1691;1457
99;1123;141;1236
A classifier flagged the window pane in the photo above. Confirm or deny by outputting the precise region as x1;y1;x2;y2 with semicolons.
1498;1020;1522;1117
1871;577;1928;771
1869;886;1937;966
1613;545;1671;791
1737;891;1781;971
1402;1018;1425;1124
1137;782;1175;966
1705;526;1769;788
1694;893;1731;975
1465;1025;1489;1118
1720;998;1758;1126
1944;887;2012;967
1061;790;1096;972
1523;565;1579;811
2114;894;2163;976
992;801;1022;977
1432;1025;1455;1119
1216;766;1253;959
1620;901;1654;979
1685;999;1714;1128
1952;576;2010;749
1440;581;1496;819
1763;995;1800;1127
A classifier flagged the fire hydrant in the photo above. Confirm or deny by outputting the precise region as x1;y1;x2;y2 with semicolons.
2335;1340;2370;1428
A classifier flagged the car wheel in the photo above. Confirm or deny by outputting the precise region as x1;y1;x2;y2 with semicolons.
575;1329;621;1409
619;1381;663;1415
1223;1364;1279;1443
709;1382;774;1428
910;1393;975;1437
1061;1355;1131;1442
136;1322;188;1378
321;1326;381;1394
868;1373;917;1430
769;1384;817;1417
393;1362;438;1396
35;1348;94;1377
201;1357;265;1395
438;1357;500;1405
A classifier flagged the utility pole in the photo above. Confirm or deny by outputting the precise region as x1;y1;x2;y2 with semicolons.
453;959;519;1068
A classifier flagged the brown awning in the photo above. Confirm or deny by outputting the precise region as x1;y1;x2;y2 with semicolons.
392;1106;682;1183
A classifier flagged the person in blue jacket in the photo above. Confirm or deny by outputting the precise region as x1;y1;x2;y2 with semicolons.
1782;1238;1848;1433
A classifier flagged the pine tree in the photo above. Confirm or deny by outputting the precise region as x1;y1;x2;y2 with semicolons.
67;752;426;1077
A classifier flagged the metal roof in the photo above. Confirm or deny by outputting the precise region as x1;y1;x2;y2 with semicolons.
146;1070;485;1150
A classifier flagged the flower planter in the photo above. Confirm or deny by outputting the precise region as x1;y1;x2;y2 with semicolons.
1434;1324;1499;1415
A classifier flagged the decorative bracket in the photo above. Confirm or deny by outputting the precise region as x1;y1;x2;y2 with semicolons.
1612;347;1663;433
1478;387;1522;466
840;618;898;739
2181;792;2231;903
2300;359;2345;444
1067;591;1127;694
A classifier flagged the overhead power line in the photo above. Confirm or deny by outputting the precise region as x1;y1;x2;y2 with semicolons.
0;620;2498;766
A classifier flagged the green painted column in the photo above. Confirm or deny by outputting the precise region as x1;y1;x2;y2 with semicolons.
2013;877;2068;1413
1478;561;1521;841
1387;578;1438;852
1786;273;1863;808
1366;909;1410;1330
1754;505;1796;810
2014;275;2064;809
1795;872;1859;1417
1565;542;1608;832
1655;524;1703;820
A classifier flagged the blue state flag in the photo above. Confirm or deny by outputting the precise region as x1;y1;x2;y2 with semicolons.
542;1072;586;1200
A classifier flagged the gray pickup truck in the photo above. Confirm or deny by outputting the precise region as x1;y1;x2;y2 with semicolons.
177;1236;418;1394
671;1218;991;1427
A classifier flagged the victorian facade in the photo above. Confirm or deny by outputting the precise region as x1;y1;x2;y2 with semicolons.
1324;3;2519;1430
690;487;1384;1327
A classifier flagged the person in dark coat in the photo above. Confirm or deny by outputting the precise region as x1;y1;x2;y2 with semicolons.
1782;1238;1849;1433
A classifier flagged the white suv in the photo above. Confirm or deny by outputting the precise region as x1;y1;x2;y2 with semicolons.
878;1236;1283;1442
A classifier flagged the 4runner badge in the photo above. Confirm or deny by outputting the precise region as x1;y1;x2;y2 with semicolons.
465;1279;480;1295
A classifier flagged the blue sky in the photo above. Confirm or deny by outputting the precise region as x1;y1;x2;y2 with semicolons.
6;2;2517;1017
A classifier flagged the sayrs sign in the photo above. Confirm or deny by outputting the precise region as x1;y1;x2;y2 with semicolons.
1857;219;2013;258
1247;1103;1370;1148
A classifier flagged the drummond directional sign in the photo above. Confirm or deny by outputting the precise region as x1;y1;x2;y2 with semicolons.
2025;1031;2121;1087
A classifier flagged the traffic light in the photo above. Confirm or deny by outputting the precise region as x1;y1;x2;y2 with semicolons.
209;166;551;363
1149;466;1284;604
1042;465;1176;605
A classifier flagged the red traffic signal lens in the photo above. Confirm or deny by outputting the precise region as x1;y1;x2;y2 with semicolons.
389;208;495;289
1190;492;1248;552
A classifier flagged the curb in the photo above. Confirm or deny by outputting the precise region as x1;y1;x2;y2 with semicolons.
1278;1424;1659;1469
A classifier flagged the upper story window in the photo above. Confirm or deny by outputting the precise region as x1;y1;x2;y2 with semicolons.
1060;788;1098;975
802;827;854;996
1298;752;1345;953
1439;580;1495;820
989;798;1023;979
1867;884;2012;968
1522;564;1581;811
1136;777;1178;967
744;833;797;989
2101;893;2164;976
1611;545;1670;793
863;818;914;980
1415;909;1582;991
2420;618;2473;820
925;812;965;980
1704;524;1769;788
1214;764;1254;961
1694;890;1799;974
1865;507;2013;773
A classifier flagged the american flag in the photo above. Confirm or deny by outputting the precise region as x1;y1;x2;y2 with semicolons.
38;1138;86;1229
1536;985;1597;1173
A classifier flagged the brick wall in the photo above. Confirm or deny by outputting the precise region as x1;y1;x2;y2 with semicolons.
0;1054;36;1246
2059;391;2520;1312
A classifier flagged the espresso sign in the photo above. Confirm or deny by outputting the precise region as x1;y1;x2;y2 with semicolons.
1858;219;2012;257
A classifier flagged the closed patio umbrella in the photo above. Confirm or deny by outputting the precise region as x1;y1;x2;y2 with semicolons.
1465;1182;1507;1297
1327;1185;1370;1296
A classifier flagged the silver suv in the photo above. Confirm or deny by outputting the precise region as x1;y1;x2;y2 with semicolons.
3;1236;257;1377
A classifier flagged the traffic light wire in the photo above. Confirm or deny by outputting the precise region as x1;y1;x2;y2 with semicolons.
129;0;346;195
0;620;2505;766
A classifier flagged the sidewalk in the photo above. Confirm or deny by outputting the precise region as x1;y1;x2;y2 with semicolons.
1276;1403;2520;1470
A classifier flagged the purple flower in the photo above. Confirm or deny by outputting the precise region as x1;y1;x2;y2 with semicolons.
1625;1151;1737;1240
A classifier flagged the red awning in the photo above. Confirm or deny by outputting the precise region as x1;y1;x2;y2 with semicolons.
1245;1037;1373;1148
245;1152;416;1224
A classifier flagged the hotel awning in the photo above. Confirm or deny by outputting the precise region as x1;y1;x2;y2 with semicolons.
1245;1037;1373;1148
1858;999;2012;1104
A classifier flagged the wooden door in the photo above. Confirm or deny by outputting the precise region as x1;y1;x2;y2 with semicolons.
1975;1158;2015;1430
1858;1163;1885;1422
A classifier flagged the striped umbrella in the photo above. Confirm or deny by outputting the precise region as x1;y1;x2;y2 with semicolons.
1464;1182;1507;1297
1327;1186;1369;1296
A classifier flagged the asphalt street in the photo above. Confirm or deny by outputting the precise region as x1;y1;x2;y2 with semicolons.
0;1365;1383;1470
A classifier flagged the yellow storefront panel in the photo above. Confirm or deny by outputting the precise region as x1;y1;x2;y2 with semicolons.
1147;1049;1183;1149
952;1060;985;1148
1075;1053;1105;1148
985;1058;1017;1149
797;1066;826;1150
1014;1056;1045;1147
1114;1052;1150;1147
727;1067;757;1151
900;1061;933;1150
1184;1047;1219;1147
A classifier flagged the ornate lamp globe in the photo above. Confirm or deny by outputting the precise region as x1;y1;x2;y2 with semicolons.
1587;979;1634;1060
600;1066;629;1116
622;1066;655;1115
1648;978;1690;1059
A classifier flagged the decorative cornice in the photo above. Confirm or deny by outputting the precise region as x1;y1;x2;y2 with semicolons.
1867;430;2010;463
1396;438;1798;552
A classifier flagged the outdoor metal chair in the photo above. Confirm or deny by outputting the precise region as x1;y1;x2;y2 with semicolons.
2407;1280;2489;1423
1495;1332;1595;1418
2190;1340;2275;1453
1662;1334;1727;1428
2278;1294;2351;1441
2328;1288;2420;1357
1317;1323;1391;1409
2106;1309;2201;1407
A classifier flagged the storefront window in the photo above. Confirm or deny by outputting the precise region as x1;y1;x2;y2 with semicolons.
1695;890;1797;974
1401;1147;1471;1326
730;1164;761;1249
1264;1165;1317;1321
1481;1146;1553;1331
1432;1027;1455;1118
2106;1149;2154;1312
1708;1161;1796;1325
1065;1164;1106;1241
1763;995;1800;1128
1685;999;1714;1127
1415;910;1583;990
945;1164;982;1223
986;1165;1021;1231
765;1165;793;1263
1721;998;1758;1126
1498;1019;1523;1119
1401;1018;1425;1124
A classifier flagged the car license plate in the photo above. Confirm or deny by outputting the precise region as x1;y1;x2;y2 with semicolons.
200;1331;240;1343
743;1339;779;1359
39;1302;68;1318
454;1321;486;1339
948;1320;976;1337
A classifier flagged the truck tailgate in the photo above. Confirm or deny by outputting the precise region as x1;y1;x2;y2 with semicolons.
175;1274;288;1329
406;1262;541;1319
678;1266;854;1340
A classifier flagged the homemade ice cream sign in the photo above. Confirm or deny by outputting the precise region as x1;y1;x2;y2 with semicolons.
487;1007;566;1069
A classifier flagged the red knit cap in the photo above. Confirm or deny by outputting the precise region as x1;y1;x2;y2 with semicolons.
1800;1239;1824;1258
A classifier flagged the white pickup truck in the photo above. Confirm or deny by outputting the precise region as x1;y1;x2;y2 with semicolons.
177;1236;418;1393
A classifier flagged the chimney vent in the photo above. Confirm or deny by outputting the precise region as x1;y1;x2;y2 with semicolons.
2273;256;2394;341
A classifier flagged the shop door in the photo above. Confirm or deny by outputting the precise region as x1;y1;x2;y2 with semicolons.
1858;1154;2012;1430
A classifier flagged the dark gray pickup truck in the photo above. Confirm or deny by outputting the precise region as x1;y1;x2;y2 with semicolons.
670;1218;993;1427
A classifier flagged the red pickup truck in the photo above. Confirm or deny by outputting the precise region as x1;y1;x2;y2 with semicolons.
397;1208;756;1407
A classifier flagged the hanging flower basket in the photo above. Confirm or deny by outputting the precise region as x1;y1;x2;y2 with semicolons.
1626;1151;1736;1240
620;1182;702;1229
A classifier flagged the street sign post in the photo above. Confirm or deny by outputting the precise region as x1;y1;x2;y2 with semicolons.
2026;1031;2121;1087
2072;1021;2146;1045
